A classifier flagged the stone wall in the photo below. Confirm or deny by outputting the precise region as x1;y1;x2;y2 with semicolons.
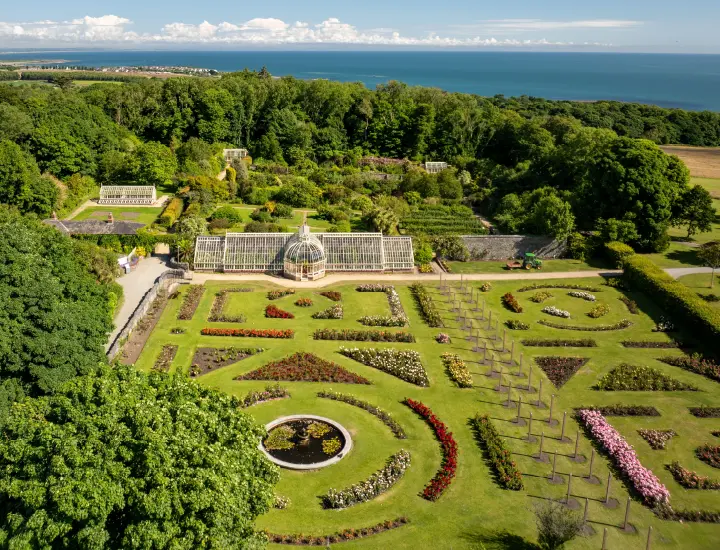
461;235;567;261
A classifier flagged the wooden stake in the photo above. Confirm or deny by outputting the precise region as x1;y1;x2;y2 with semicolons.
560;411;567;440
506;380;513;407
517;352;523;376
516;396;522;423
588;449;595;479
566;473;573;503
527;412;533;440
536;376;542;404
623;497;631;530
550;451;558;480
583;498;589;523
602;528;608;550
646;526;653;550
605;473;612;503
574;431;580;460
548;394;555;424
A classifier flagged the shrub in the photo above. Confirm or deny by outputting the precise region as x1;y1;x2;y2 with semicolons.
295;298;313;307
273;495;290;509
312;304;343;319
356;284;394;292
699;293;720;303
690;407;720;418
623;254;720;350
441;353;473;388
622;341;680;349
419;263;433;273
265;304;294;319
530;291;553;303
237;352;371;384
587;303;610;318
471;414;523;490
659;355;720;383
619;296;639;314
159;197;184;227
200;328;294;339
518;284;601;293
506;320;530;330
340;347;429;387
209;218;230;230
638;429;676;450
568;291;596;302
410;284;443;327
577;409;670;505
696;445;720;469
595;364;699;391
538;319;633;331
605;241;635;268
533;500;584;550
667;462;720;490
317;391;406;438
210;205;242;224
436;333;451;343
240;384;290;408
502;292;523;313
313;329;414;342
535;357;589;388
480;282;492;292
319;291;341;301
177;285;205;320
579;405;660;417
322;450;411;509
522;339;596;348
542;306;570;318
267;289;295;300
404;399;457;501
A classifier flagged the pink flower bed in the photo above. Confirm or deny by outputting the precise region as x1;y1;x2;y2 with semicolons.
577;409;670;506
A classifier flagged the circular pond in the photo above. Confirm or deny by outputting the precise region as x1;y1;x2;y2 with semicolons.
260;415;352;470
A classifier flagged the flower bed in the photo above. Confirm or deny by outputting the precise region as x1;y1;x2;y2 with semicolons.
312;304;343;320
470;414;523;491
237;352;371;385
339;347;429;386
502;292;523;313
177;285;205;320
542;306;570;318
268;289;295;300
419;263;433;273
577;409;670;506
535;356;589;388
322;450;411;509
529;291;553;303
266;304;295;319
568;291;597;302
273;495;291;509
518;283;601;293
313;329;414;343
696;445;720;469
659;356;720;383
404;398;457;501
152;345;177;373
622;341;681;349
207;289;252;323
201;328;294;339
357;285;408;327
638;429;676;450
441;353;473;388
538;319;633;331
295;298;313;307
319;291;342;301
690;407;720;418
620;296;639;314
480;282;492;292
656;507;720;523
410;284;443;327
522;339;597;348
190;347;264;377
595;364;699;391
578;405;660;417
436;333;451;344
506;320;530;330
266;517;410;545
356;284;394;292
588;303;610;318
666;462;720;489
240;384;290;408
358;315;406;327
317;391;406;439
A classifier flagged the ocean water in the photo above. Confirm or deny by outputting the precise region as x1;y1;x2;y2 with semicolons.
1;50;720;111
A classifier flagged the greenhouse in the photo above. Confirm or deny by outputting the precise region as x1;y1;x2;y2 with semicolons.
424;161;448;174
194;225;414;280
98;185;157;205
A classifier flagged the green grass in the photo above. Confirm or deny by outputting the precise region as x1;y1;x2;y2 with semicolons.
667;178;720;246
447;258;610;274
677;273;720;309
134;279;720;549
71;206;163;226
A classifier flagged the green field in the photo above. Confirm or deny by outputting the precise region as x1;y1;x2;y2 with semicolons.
72;205;163;226
133;278;720;549
677;273;720;308
446;258;610;274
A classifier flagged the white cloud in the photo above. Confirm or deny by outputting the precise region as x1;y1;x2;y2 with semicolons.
0;14;619;47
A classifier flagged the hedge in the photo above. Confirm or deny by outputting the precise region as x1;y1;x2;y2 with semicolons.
159;197;184;228
605;241;635;268
623;255;720;352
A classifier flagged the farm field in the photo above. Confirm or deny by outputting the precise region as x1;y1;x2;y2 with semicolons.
132;278;720;549
660;146;720;180
71;205;164;226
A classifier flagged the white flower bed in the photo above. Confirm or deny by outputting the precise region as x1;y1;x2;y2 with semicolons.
339;347;429;386
568;291;596;302
312;304;343;319
542;306;571;318
322;450;411;509
357;285;408;327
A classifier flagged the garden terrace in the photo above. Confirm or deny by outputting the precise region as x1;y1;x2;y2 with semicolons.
400;205;487;236
130;279;720;549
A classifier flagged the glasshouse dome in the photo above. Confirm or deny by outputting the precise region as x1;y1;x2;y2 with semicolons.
283;226;326;281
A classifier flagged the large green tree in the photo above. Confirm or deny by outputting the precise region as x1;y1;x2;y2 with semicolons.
0;140;58;216
0;365;279;549
673;184;716;239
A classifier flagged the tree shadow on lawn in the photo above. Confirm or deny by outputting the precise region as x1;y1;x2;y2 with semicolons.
664;248;703;266
459;529;540;550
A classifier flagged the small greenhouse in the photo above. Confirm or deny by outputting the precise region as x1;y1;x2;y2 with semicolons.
98;185;157;205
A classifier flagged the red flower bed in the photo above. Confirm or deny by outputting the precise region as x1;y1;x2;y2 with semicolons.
403;398;457;501
201;328;294;339
237;353;371;384
535;356;590;388
501;292;523;313
265;304;295;319
696;445;720;469
320;291;342;301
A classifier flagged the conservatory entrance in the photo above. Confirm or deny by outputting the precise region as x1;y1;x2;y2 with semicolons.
283;226;327;281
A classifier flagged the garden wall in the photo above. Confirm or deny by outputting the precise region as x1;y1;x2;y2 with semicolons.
461;235;567;260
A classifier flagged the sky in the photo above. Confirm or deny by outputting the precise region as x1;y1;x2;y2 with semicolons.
1;0;720;53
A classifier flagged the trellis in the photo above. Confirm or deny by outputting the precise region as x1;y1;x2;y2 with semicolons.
98;185;156;205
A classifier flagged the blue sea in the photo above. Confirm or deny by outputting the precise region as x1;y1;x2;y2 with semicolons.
2;50;720;111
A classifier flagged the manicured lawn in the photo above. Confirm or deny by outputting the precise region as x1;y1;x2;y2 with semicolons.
667;178;720;245
71;206;163;226
446;258;610;274
677;273;720;308
134;279;720;549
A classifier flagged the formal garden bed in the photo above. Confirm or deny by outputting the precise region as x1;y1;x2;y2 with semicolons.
266;517;410;545
240;384;290;408
659;355;720;382
266;304;295;319
177;285;205;320
312;304;343;319
317;391;406;438
319;291;341;301
470;414;523;490
535;356;590;388
201;327;294;338
339;347;429;386
237;353;371;384
152;344;177;373
522;338;596;347
189;346;264;376
208;288;252;322
538;319;632;331
667;462;720;489
441;353;473;388
638;429;677;450
313;329;415;342
410;284;443;327
595;364;699;391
